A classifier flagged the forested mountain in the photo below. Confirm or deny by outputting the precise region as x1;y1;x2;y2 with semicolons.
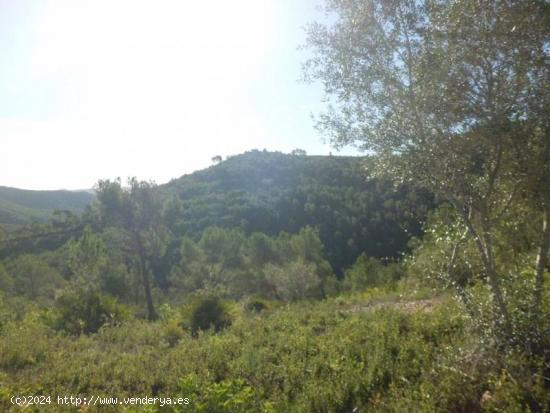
162;150;433;273
0;150;436;323
1;0;548;410
0;186;94;227
1;151;432;279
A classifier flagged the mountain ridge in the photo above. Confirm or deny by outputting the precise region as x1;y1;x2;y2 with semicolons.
0;186;95;227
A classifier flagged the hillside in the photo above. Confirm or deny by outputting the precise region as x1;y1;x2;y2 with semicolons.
0;186;94;227
1;0;548;409
0;150;547;412
0;151;432;277
163;150;433;273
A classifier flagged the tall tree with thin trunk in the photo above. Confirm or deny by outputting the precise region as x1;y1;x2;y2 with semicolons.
95;178;168;320
304;0;549;344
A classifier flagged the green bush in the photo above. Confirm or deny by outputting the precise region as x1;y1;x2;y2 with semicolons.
47;288;130;335
264;260;322;302
174;374;272;413
342;253;384;291
0;316;52;370
244;297;270;313
6;254;65;302
163;319;186;347
184;296;233;335
0;264;13;294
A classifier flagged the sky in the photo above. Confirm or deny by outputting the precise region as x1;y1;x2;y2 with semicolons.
0;0;357;190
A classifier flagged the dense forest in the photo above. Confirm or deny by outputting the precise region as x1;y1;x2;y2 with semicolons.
163;150;433;273
1;0;549;412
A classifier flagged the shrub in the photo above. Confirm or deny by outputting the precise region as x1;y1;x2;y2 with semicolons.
342;253;384;291
244;297;269;313
265;260;322;302
0;316;52;370
7;255;65;302
184;296;232;335
48;288;129;335
175;374;271;413
342;254;404;293
0;264;13;293
163;319;186;347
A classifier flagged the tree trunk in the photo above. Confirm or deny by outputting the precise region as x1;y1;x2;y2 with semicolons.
447;232;476;317
135;234;156;321
456;204;513;340
532;207;550;332
480;218;513;340
139;254;156;321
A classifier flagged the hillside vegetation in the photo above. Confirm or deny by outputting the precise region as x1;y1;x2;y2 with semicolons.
0;148;548;412
162;150;433;273
1;0;549;410
0;186;94;227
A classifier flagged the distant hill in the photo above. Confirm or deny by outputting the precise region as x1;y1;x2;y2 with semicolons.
0;186;94;227
0;150;433;273
163;150;433;273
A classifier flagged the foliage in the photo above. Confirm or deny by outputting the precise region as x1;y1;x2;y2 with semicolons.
66;225;110;290
66;226;132;298
176;374;271;413
47;288;129;335
4;254;64;302
0;209;86;261
0;291;547;412
0;0;547;408
304;0;549;347
342;253;383;291
0;292;37;330
243;297;270;314
408;204;550;351
95;177;169;320
168;226;334;300
183;296;233;335
0;264;13;293
0;151;434;313
164;150;432;274
163;318;186;347
264;260;322;302
0;186;93;226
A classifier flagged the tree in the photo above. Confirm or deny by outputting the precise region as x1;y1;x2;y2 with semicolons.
8;254;64;301
0;263;14;293
291;148;307;156
66;226;130;298
264;260;322;302
67;225;108;285
169;236;209;293
342;253;384;291
95;178;168;320
304;0;549;344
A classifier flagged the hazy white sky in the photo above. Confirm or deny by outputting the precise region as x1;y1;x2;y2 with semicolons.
0;0;356;190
